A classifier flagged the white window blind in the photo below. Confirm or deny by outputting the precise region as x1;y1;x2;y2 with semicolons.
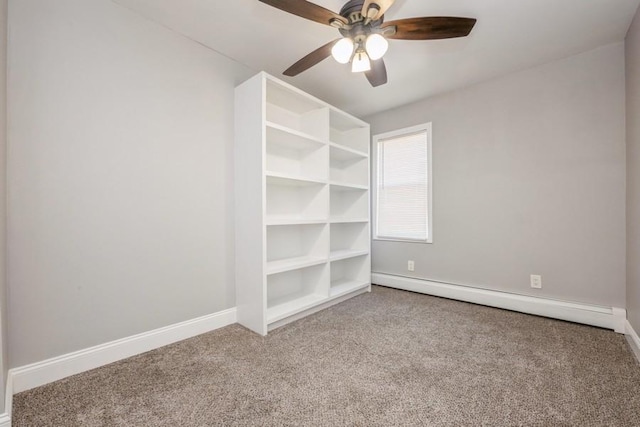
375;124;432;242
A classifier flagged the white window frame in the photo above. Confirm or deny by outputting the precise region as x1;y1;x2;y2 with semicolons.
373;122;433;244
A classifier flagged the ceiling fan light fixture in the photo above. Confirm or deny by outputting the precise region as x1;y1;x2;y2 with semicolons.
331;38;355;64
351;51;371;73
365;33;389;60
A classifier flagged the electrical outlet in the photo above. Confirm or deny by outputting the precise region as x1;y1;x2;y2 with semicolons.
408;260;415;272
530;274;542;289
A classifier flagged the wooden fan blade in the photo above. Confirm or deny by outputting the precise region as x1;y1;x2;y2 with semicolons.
365;58;388;87
258;0;348;27
362;0;395;21
283;39;340;77
382;17;477;40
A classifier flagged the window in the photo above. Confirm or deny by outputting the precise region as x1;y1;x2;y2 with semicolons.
374;123;432;243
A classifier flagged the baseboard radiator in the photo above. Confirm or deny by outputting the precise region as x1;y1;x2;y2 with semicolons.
372;273;627;333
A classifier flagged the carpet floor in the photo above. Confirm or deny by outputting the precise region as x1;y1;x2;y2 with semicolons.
13;286;640;426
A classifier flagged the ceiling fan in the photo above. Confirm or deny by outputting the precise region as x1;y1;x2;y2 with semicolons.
258;0;477;87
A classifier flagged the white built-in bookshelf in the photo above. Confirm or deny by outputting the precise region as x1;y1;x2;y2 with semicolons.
235;72;371;335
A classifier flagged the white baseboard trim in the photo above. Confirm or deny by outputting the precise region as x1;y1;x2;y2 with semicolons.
3;371;12;423
626;320;640;363
9;307;237;394
372;273;627;333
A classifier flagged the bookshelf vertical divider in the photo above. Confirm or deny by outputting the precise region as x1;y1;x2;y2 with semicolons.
235;72;371;335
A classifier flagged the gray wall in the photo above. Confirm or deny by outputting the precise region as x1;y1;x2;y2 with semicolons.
365;43;626;308
627;8;640;332
8;0;252;367
0;0;6;414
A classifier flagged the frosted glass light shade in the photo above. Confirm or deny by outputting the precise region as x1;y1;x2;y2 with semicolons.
331;38;355;64
365;34;389;60
351;51;371;73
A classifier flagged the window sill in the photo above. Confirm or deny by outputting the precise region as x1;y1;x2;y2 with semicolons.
373;237;433;244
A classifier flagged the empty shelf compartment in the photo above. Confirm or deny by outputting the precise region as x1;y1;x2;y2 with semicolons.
267;263;329;322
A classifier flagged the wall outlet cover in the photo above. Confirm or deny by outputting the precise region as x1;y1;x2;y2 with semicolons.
530;274;542;289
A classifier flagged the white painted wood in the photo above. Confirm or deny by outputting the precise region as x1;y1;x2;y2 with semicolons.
10;308;237;394
330;186;369;221
266;177;328;222
235;73;268;336
372;273;627;332
330;222;369;260
611;308;627;333
236;72;370;334
329;182;369;191
0;374;9;426
268;286;371;331
331;145;368;159
3;373;10;421
267;293;327;323
626;321;640;362
330;149;369;188
266;215;327;226
265;172;327;186
266;139;327;184
330;111;370;154
265;79;330;140
330;280;370;298
330;146;368;167
265;77;325;115
330;127;370;154
266;103;329;139
330;218;369;224
333;117;373;296
266;218;327;226
266;256;327;276
329;249;370;262
263;74;367;128
329;108;370;131
266;121;327;146
267;223;328;264
267;263;330;318
300;108;330;141
331;255;370;294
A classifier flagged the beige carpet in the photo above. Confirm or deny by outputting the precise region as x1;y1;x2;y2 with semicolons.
13;286;640;426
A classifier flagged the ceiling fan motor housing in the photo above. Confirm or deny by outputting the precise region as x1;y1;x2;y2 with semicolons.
339;0;365;19
340;0;382;24
338;0;384;41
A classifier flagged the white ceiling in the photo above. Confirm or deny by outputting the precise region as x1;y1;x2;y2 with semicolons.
113;0;640;117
